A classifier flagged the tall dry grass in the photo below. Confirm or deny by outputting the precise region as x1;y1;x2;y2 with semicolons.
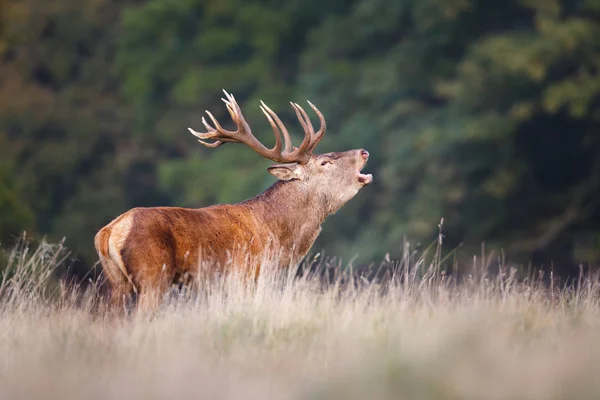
1;237;600;400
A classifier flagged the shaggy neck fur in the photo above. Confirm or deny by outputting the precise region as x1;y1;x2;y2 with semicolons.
241;179;331;253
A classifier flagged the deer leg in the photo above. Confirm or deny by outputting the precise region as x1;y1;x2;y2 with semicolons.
132;259;175;314
110;283;134;313
136;288;161;313
136;274;172;314
99;255;135;314
122;235;178;314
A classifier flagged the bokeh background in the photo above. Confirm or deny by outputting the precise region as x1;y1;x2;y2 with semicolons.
1;0;599;279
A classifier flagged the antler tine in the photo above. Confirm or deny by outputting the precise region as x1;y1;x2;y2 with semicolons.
204;110;228;134
221;92;242;129
188;116;223;147
291;100;328;155
259;104;283;155
195;138;224;148
292;103;314;136
261;101;292;154
289;103;314;155
306;100;326;152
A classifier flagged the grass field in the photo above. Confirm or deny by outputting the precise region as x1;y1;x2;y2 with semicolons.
1;239;600;400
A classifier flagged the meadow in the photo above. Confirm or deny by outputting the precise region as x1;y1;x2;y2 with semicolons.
1;238;600;400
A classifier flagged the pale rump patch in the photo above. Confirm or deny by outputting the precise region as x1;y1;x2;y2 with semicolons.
108;213;137;293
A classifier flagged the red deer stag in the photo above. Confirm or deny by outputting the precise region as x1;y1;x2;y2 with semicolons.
95;90;372;311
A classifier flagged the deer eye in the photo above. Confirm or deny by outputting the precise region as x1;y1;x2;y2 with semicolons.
321;160;331;166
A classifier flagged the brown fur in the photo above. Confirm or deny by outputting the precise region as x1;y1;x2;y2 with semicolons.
96;148;372;312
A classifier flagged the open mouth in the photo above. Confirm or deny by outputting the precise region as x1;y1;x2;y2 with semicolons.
358;172;373;185
357;159;373;186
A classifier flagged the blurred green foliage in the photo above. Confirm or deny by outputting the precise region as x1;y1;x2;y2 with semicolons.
1;0;599;276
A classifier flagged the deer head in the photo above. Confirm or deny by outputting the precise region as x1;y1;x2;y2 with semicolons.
188;90;372;214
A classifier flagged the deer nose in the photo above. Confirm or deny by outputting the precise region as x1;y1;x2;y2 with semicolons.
360;149;369;159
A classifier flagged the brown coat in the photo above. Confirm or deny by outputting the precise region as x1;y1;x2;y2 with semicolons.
95;91;372;311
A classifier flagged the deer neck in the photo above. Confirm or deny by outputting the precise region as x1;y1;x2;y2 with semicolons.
243;179;329;250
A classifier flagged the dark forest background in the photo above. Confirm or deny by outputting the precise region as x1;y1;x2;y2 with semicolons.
1;0;599;279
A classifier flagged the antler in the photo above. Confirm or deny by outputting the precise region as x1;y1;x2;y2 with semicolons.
188;90;326;164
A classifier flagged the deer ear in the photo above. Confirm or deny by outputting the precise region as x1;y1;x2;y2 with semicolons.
267;163;304;181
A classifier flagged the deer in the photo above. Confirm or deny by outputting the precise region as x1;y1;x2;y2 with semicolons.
94;90;372;312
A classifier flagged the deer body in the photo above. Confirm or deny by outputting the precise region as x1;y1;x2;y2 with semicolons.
95;91;372;311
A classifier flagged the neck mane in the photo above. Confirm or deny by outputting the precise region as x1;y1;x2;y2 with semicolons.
243;179;329;220
240;179;329;253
